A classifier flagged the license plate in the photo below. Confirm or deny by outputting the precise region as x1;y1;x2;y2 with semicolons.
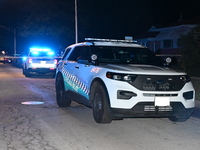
154;97;170;106
40;61;46;64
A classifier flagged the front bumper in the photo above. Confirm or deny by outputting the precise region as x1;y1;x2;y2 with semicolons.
111;102;195;118
27;68;56;74
106;79;195;109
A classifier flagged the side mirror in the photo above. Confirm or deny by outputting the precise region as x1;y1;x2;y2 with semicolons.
91;54;98;65
164;57;172;67
77;54;98;65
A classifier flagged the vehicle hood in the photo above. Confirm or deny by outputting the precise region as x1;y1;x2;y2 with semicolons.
100;64;186;75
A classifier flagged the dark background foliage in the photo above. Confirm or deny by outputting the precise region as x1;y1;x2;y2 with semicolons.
180;25;200;76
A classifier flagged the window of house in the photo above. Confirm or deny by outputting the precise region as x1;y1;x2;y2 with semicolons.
177;38;181;47
163;39;173;48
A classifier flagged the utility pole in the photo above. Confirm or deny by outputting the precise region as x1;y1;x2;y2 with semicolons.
75;0;78;43
0;25;16;56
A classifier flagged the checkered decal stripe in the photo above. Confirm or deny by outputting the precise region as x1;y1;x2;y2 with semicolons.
61;67;89;95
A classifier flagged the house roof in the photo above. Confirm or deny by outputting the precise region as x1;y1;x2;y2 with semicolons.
154;16;200;29
135;16;200;40
154;26;195;40
134;31;160;39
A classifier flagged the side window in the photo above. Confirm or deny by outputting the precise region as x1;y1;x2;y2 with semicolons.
62;48;71;60
163;39;173;48
80;46;91;60
68;46;82;61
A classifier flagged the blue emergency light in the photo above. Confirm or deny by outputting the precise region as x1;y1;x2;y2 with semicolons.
30;48;51;52
29;47;55;56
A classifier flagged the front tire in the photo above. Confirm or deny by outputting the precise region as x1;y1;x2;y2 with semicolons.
23;67;31;77
56;75;71;107
90;81;112;124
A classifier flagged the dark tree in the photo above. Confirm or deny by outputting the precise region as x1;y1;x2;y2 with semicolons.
179;25;200;76
17;0;75;49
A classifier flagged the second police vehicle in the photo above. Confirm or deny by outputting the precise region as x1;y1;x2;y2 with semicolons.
23;48;58;77
55;38;195;124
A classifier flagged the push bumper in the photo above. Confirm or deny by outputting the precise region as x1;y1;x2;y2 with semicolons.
111;102;195;118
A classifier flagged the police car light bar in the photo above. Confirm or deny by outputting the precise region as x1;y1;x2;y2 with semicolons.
30;48;55;56
85;38;137;43
30;48;51;52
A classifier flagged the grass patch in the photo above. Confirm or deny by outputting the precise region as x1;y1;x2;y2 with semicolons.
191;78;200;101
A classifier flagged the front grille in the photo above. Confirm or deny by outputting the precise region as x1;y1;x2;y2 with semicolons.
143;81;171;91
144;105;173;112
129;75;185;91
144;106;156;111
143;82;156;90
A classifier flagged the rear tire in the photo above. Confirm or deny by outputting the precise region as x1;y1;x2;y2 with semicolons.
22;67;25;75
52;72;56;78
56;75;71;107
90;81;112;124
23;67;31;77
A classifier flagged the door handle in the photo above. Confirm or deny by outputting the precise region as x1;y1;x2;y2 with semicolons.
75;66;79;69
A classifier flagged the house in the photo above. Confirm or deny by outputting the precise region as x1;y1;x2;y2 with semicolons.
135;17;200;55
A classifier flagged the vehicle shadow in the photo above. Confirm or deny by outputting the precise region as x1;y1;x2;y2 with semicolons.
26;74;55;79
192;107;200;119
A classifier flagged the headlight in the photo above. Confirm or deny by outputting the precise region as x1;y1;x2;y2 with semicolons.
180;75;191;83
106;72;137;82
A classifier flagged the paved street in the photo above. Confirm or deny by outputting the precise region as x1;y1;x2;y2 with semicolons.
0;63;200;150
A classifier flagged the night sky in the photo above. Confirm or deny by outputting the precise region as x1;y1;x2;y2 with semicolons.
83;0;200;38
1;0;200;54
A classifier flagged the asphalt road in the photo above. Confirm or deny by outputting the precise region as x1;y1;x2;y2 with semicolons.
0;63;200;150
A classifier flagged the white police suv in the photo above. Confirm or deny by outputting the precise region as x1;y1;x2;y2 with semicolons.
23;48;58;77
55;38;195;123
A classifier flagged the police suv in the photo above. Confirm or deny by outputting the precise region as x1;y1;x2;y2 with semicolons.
23;48;58;77
55;38;195;124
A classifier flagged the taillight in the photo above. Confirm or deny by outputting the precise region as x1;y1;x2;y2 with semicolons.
54;59;57;64
28;58;33;63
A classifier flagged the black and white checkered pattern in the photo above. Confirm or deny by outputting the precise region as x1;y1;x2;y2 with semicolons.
61;67;89;95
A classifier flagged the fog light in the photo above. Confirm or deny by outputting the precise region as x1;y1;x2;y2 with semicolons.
117;90;137;99
183;91;194;100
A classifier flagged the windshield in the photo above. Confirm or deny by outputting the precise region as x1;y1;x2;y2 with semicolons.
93;46;161;65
